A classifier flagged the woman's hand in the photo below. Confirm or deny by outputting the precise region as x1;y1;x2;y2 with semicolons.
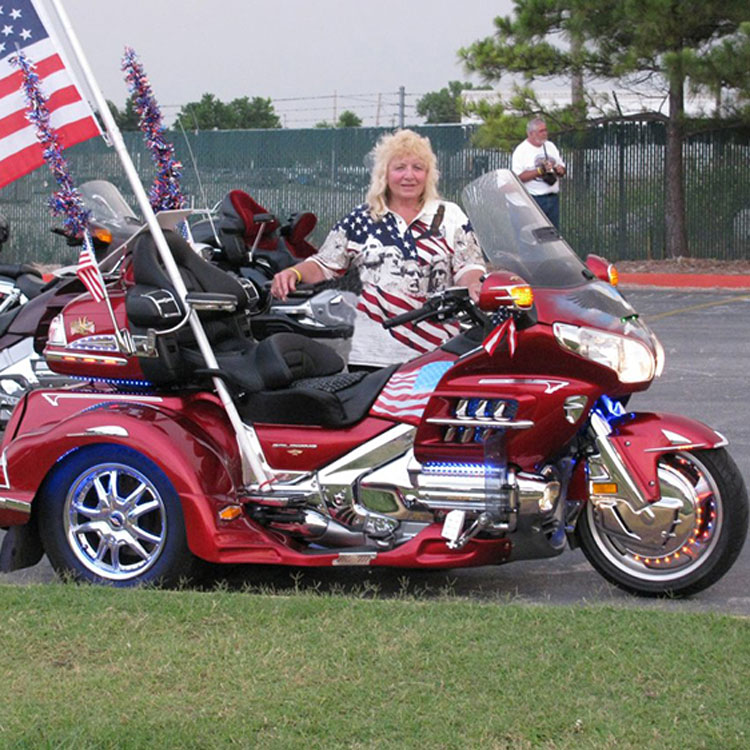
270;260;328;300
467;280;483;303
270;266;302;300
457;268;485;303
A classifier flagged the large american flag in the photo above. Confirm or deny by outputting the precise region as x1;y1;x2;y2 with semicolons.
370;360;454;424
0;0;100;188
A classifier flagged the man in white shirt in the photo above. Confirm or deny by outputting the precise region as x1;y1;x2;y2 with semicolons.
511;118;566;228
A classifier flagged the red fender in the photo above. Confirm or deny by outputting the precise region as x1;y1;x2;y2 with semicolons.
0;389;244;559
603;412;726;503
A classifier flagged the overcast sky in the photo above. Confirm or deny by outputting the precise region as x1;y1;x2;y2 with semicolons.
59;0;514;127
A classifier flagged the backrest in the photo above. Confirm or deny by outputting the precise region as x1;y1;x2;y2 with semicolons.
281;211;317;258
126;230;257;386
131;229;252;308
228;190;281;246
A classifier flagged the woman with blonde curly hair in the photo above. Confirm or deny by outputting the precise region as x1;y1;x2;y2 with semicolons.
271;129;485;366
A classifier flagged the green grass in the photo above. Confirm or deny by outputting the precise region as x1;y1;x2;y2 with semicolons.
1;582;748;749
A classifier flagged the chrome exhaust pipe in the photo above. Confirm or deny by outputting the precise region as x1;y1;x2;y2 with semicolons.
269;509;368;548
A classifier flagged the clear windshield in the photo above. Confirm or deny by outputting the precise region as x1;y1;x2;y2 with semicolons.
462;170;591;288
79;180;141;230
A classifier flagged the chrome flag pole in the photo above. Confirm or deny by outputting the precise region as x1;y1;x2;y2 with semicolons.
46;0;270;487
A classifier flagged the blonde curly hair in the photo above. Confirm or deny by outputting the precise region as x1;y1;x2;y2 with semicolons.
365;129;440;220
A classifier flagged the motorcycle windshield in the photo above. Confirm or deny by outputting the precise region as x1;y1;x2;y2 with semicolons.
79;180;141;232
462;170;592;289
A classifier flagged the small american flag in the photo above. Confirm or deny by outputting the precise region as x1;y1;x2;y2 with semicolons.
0;0;100;188
370;360;454;424
76;232;106;302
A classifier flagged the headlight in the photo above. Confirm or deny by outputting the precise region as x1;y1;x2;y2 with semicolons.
651;332;666;377
553;323;655;383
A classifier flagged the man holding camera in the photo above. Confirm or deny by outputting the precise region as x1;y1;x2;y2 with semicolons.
512;118;566;228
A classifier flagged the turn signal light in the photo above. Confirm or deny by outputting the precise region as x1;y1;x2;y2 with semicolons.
591;482;618;495
608;265;619;287
218;505;243;522
92;226;113;245
511;285;534;309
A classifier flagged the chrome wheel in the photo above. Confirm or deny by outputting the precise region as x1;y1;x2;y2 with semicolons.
64;461;167;581
578;448;748;596
39;446;200;587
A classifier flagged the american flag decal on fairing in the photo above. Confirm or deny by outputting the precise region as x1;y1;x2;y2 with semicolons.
370;360;454;423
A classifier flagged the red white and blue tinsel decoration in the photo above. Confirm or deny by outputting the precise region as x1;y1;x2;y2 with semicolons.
10;50;90;238
122;46;186;212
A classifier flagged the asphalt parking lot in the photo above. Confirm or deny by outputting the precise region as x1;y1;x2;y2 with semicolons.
3;288;750;612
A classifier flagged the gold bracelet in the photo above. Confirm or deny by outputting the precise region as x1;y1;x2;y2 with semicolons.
290;267;302;283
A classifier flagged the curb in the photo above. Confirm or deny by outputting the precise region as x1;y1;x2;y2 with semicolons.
619;273;750;290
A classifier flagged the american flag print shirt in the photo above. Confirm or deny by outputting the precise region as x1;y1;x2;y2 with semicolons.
312;200;485;357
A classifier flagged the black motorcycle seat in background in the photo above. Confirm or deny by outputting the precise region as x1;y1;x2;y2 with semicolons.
0;263;41;280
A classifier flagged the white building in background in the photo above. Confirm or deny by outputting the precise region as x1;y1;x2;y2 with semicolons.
461;85;717;123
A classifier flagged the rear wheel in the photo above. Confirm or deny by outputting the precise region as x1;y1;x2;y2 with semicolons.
38;445;200;587
578;448;748;596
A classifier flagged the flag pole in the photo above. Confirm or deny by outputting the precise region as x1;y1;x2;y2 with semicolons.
46;0;270;488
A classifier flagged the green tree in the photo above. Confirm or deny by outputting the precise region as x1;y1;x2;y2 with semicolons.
107;97;140;131
175;93;229;130
314;111;363;128
227;96;281;129
416;81;488;123
336;110;362;127
460;0;750;258
175;94;281;130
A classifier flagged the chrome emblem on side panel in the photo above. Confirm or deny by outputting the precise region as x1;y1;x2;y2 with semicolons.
70;317;95;336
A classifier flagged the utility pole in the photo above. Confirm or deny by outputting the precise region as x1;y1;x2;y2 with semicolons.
398;86;405;128
375;93;382;127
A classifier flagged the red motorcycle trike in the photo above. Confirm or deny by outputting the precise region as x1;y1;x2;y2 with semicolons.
0;171;746;596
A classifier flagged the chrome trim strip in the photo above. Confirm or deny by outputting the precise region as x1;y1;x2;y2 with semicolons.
426;417;534;429
0;449;9;489
67;426;131;438
41;393;164;407
0;497;30;515
713;431;729;448
643;442;708;453
478;377;569;394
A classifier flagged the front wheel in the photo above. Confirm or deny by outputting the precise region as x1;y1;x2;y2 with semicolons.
577;448;748;597
38;445;201;587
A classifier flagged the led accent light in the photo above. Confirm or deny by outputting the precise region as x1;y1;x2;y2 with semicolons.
71;376;153;388
422;462;503;477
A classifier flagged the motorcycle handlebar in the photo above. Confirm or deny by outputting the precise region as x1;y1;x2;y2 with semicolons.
383;303;437;329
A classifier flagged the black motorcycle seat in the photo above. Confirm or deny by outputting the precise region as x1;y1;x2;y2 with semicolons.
15;273;47;300
0;263;41;280
236;364;398;427
185;332;346;394
0;307;20;337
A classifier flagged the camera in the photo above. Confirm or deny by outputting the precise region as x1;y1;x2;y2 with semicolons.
542;170;558;186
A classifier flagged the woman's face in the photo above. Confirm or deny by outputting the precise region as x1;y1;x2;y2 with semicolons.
386;153;428;205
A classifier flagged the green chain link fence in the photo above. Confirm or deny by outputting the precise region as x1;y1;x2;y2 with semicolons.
1;122;749;266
